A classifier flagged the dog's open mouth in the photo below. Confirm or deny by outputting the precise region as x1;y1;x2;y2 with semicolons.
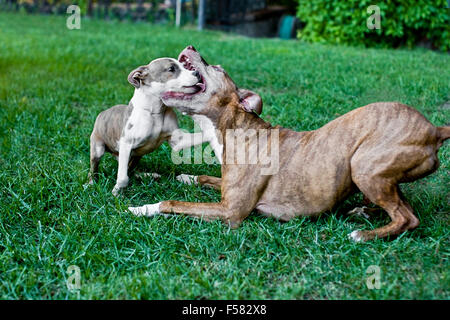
181;54;206;92
163;48;206;100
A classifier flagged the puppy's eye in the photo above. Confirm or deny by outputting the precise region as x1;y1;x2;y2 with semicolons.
168;66;175;72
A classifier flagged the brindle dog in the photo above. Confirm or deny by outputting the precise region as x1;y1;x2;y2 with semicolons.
129;46;449;242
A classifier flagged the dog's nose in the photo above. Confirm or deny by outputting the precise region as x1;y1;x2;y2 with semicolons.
187;45;197;52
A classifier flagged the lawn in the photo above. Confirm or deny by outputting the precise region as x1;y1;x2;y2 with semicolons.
0;12;449;300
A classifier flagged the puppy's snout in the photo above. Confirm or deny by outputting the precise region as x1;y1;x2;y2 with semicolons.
187;45;197;52
193;70;201;81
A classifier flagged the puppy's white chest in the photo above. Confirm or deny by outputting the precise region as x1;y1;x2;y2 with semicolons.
123;109;164;147
192;115;223;163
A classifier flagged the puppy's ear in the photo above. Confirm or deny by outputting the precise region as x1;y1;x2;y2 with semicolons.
238;89;263;115
127;66;148;89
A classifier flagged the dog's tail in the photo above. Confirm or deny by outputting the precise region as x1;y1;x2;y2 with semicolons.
437;125;450;143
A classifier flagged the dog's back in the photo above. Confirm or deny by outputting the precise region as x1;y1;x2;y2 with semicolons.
91;104;133;154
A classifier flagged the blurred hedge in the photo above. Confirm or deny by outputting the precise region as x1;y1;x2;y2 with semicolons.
297;0;450;51
11;0;170;22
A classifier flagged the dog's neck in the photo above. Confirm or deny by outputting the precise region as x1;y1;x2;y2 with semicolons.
130;88;165;114
202;94;272;136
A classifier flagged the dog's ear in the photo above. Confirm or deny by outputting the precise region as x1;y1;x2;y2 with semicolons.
128;66;149;89
238;89;263;115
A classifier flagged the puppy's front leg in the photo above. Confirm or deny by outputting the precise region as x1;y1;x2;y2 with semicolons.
169;130;205;152
112;141;132;196
169;129;223;190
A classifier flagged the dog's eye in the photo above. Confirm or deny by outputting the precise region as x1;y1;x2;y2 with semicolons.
168;66;175;72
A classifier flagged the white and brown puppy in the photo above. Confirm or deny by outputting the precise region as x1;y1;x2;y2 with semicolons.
88;57;262;196
89;57;207;195
129;46;449;242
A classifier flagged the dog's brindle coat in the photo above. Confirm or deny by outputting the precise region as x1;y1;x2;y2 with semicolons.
129;46;450;242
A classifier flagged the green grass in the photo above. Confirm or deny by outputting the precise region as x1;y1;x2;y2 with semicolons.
0;12;449;300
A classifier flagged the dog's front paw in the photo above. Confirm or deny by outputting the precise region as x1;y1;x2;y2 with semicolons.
348;230;367;242
112;186;122;197
176;174;198;185
83;182;92;190
129;202;162;217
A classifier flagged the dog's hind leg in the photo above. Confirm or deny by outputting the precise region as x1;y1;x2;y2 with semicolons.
88;135;105;184
348;177;419;242
348;142;440;241
398;190;421;230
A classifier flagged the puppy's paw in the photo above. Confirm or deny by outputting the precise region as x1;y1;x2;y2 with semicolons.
83;182;92;190
112;188;120;197
135;172;161;180
347;206;370;219
112;186;122;197
129;202;162;217
176;174;198;185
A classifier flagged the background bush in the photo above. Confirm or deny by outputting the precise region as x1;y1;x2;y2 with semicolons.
297;0;450;51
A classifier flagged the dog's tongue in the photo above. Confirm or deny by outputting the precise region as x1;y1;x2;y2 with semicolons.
197;82;206;91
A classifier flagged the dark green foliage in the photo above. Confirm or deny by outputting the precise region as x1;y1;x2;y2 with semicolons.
297;0;450;51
